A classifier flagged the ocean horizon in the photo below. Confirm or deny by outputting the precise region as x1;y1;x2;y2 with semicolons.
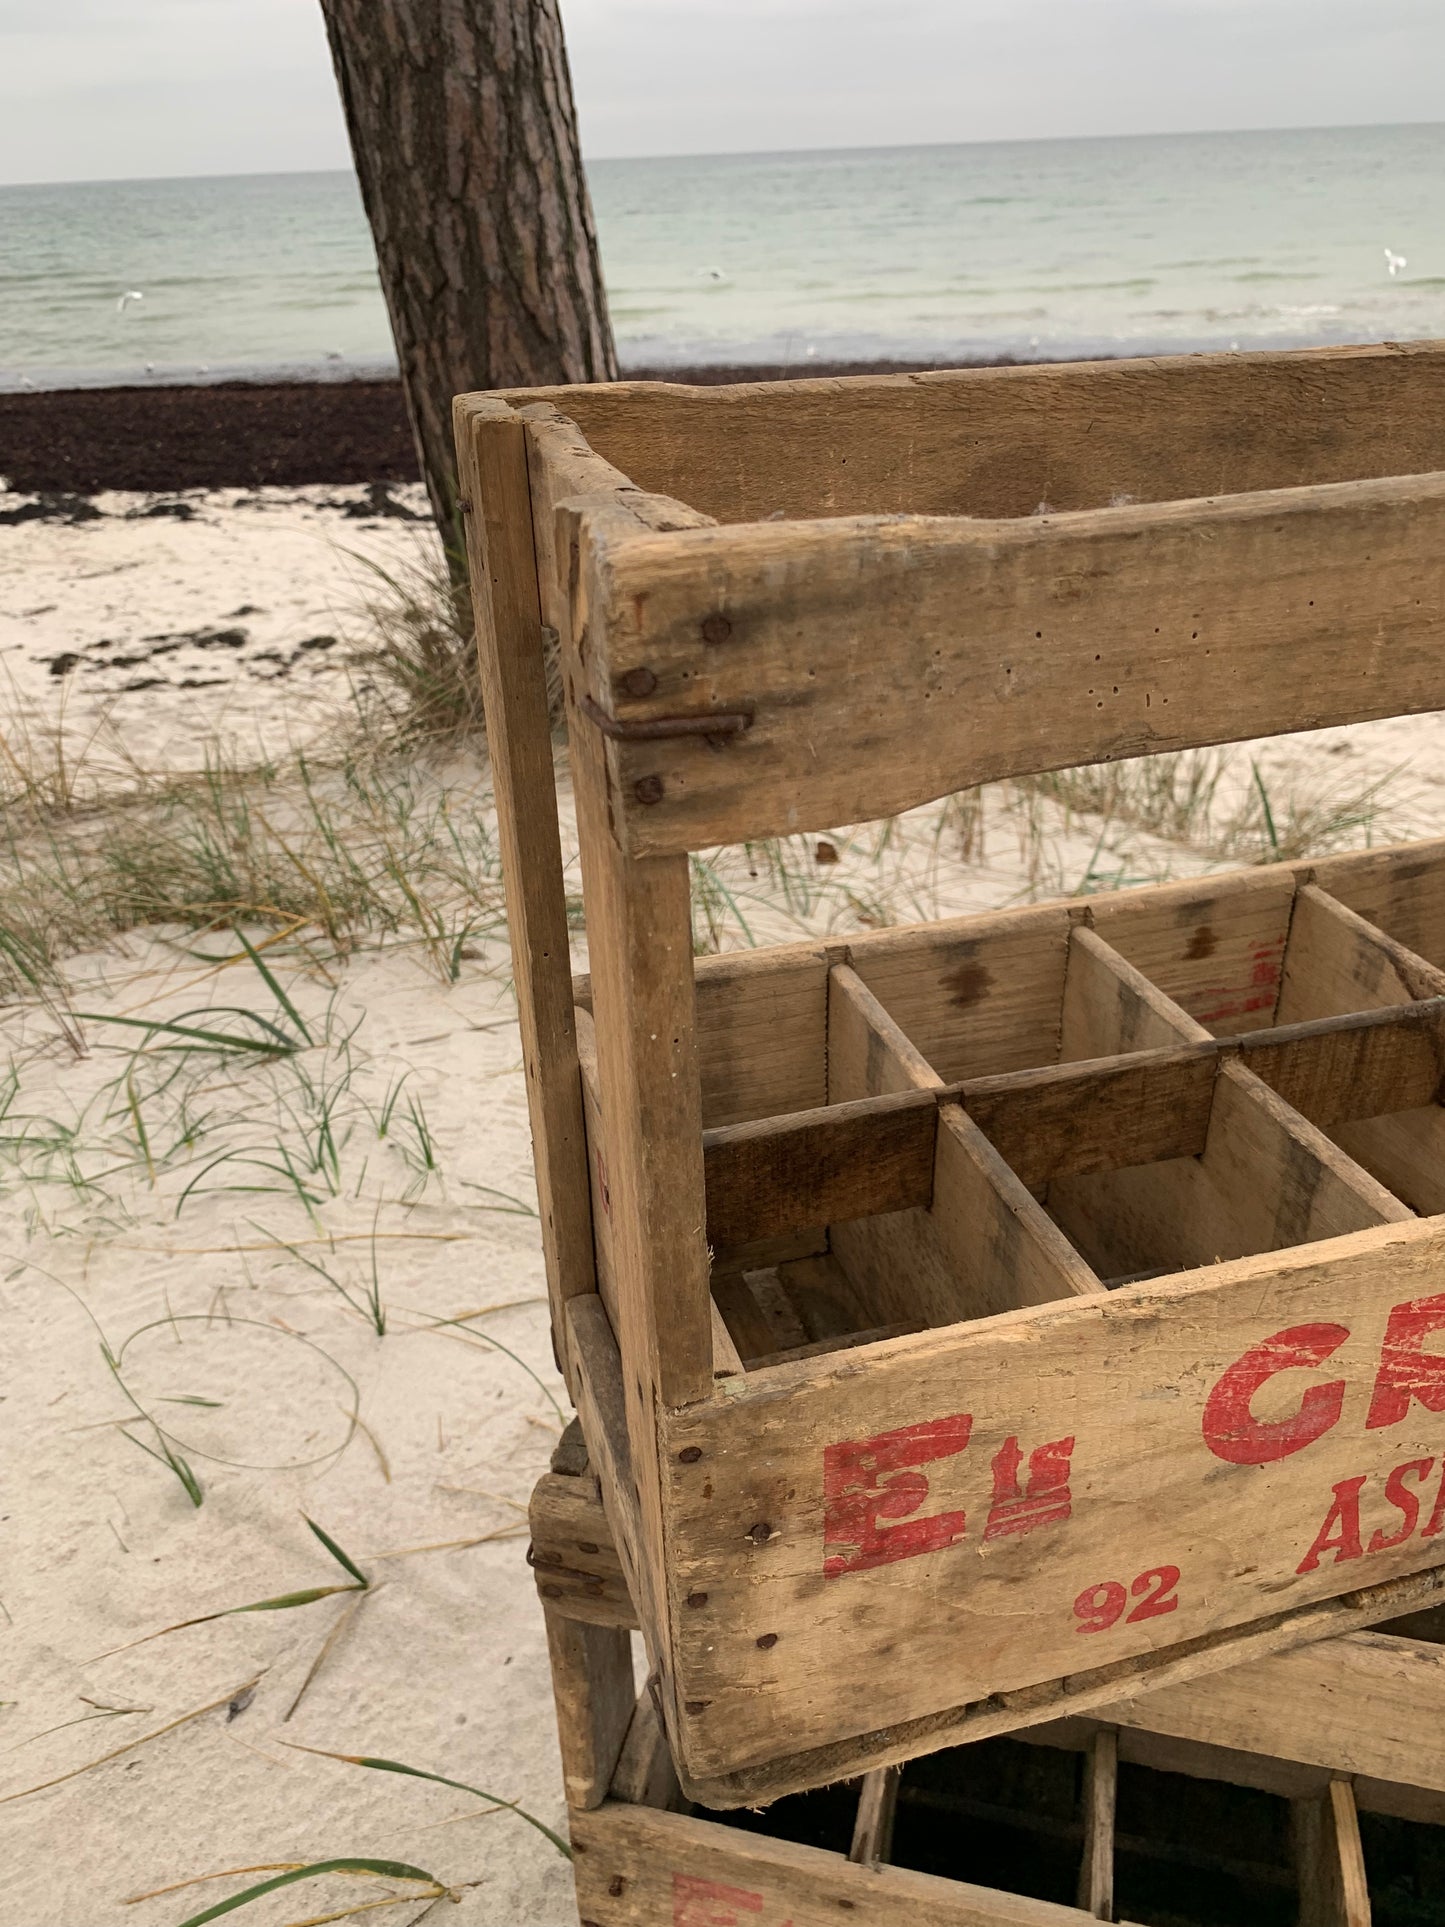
2;121;1443;391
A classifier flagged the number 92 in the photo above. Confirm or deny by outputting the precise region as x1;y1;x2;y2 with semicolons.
1073;1565;1180;1634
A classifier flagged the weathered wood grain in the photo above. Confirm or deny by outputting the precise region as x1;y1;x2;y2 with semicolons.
579;473;1445;857
1294;1778;1371;1927
454;398;595;1387
570;1799;1103;1926
500;341;1445;525
1076;1727;1118;1921
702;1088;937;1250
659;1216;1445;1789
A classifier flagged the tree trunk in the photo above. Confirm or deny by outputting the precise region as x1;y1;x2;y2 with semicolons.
317;0;618;535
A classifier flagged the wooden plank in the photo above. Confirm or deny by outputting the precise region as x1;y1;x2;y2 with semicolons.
609;1696;683;1812
568;1294;645;1629
574;1006;621;1330
1314;838;1445;980
538;1443;1445;1805
932;1103;1102;1316
826;964;969;1332
1048;1059;1407;1281
709;1300;746;1381
1234;999;1445;1126
846;905;1072;1084
570;1798;1103;1926
1294;1779;1372;1927
1076;1727;1117;1921
703;1089;937;1250
453;397;595;1387
1103;1630;1445;1796
657;1214;1445;1793
577;471;1445;857
499;341;1445;526
1089;867;1295;1036
850;1764;902;1867
1274;885;1445;1214
529;1468;637;1631
1277;884;1445;1023
543;1608;636;1811
693;944;831;1127
1060;924;1210;1058
958;1049;1217;1193
552;487;715;1454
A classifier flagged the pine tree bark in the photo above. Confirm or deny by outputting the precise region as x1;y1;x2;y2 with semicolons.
317;0;617;534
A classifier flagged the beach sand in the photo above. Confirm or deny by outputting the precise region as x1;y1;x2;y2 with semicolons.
4;460;1445;1927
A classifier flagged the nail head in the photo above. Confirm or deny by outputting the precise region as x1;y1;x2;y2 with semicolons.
700;613;732;646
634;774;665;805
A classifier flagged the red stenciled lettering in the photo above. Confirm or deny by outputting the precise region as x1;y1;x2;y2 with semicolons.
1366;1293;1445;1431
984;1434;1076;1541
1423;1463;1445;1540
822;1414;972;1579
1367;1457;1435;1553
1296;1475;1367;1573
1202;1323;1350;1465
672;1874;779;1927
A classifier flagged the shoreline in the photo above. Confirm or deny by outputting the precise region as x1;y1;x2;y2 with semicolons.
0;360;1030;494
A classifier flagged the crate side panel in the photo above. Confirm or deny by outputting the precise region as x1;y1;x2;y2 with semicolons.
693;948;830;1127
846;909;1073;1083
570;1800;1094;1926
1082;870;1297;1035
660;1218;1445;1779
503;344;1445;526
592;477;1445;858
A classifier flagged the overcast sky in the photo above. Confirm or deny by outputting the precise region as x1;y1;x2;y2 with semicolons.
1;0;1442;187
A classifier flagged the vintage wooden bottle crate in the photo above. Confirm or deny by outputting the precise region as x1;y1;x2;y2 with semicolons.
531;1447;1445;1924
456;344;1445;1805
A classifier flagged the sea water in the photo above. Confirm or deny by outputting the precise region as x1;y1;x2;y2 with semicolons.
1;122;1442;390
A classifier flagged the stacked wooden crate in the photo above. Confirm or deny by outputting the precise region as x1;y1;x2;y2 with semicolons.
456;344;1445;1923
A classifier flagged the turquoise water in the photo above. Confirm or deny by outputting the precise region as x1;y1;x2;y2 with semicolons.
2;123;1443;389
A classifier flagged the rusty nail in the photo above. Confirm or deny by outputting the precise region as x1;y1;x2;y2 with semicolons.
700;613;732;646
748;1522;773;1545
678;1445;703;1463
756;1632;778;1649
608;1877;626;1897
686;1590;709;1608
634;774;665;805
620;666;658;698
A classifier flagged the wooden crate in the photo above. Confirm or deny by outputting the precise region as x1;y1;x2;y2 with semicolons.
532;1447;1445;1925
457;345;1445;1805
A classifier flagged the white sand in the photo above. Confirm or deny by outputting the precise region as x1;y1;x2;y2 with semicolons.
4;484;1445;1927
1;487;579;1927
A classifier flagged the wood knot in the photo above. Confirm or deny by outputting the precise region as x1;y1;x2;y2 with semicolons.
678;1446;703;1464
700;613;732;646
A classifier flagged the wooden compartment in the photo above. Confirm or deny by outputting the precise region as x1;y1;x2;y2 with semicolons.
458;346;1445;1806
532;1447;1445;1924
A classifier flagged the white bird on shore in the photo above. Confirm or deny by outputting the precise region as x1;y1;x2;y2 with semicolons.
117;289;144;313
1385;247;1408;278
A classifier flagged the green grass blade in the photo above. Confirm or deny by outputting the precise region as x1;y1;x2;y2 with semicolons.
172;1858;440;1927
303;1516;370;1589
232;927;313;1044
75;1012;292;1056
290;1747;571;1859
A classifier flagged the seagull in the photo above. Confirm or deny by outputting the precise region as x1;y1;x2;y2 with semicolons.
697;266;727;283
1385;247;1408;278
116;289;144;313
